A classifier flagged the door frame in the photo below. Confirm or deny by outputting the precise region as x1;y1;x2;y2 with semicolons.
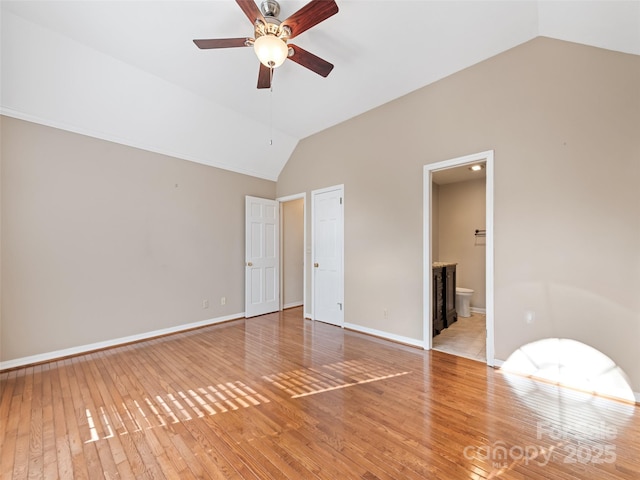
276;192;307;313
423;150;495;366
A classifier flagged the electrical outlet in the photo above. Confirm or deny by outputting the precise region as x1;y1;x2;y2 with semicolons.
220;297;226;306
383;309;388;319
202;299;209;309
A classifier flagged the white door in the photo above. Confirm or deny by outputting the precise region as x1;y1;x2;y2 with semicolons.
245;196;279;317
312;186;344;326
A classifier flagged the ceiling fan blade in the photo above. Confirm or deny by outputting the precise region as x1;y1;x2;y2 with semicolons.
193;38;250;49
236;0;266;25
287;44;334;77
281;0;339;39
257;63;272;89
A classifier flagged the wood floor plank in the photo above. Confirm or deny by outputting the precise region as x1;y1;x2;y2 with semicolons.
2;307;639;479
27;364;44;479
39;363;59;480
49;362;74;479
1;371;23;479
0;369;18;426
12;367;34;480
57;358;91;480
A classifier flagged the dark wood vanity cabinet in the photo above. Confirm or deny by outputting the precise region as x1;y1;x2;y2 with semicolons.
433;263;457;336
444;266;457;327
432;267;444;335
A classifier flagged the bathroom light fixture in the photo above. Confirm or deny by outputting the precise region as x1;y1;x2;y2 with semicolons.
469;164;485;172
253;34;289;68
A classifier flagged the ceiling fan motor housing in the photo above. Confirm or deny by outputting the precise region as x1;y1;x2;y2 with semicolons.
260;0;280;18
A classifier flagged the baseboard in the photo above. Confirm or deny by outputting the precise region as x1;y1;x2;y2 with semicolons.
470;307;486;314
343;323;424;349
0;312;245;371
283;301;303;309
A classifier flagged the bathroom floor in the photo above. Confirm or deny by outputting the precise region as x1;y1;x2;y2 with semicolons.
432;312;486;362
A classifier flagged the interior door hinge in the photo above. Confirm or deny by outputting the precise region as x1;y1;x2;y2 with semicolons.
338;303;343;310
340;197;342;205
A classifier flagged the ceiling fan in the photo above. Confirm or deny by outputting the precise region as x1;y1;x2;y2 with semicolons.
193;0;339;89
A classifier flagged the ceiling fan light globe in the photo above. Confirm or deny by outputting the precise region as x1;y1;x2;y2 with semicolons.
254;35;288;68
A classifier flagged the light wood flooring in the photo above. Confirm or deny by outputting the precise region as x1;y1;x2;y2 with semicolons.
432;312;486;362
2;307;639;479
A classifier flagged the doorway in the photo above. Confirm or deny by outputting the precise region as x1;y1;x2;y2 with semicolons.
278;186;344;325
278;193;306;313
423;151;495;366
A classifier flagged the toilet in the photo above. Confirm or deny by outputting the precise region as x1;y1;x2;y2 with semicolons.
456;287;474;317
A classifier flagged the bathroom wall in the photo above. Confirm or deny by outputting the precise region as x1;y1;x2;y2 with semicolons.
437;178;487;310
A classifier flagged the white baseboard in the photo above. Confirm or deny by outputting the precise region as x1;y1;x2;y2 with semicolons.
0;312;244;371
343;323;424;348
470;307;486;314
283;301;303;310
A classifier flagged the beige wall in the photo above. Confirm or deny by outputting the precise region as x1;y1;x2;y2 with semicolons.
282;198;304;307
277;37;640;393
1;116;275;361
437;178;486;309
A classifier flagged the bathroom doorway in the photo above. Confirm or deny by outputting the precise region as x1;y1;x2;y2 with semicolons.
423;151;494;366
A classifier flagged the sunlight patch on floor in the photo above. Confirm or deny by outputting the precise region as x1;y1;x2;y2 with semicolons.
263;359;410;398
502;338;635;403
84;381;269;443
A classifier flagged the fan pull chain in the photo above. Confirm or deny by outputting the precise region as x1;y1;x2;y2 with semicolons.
269;67;274;146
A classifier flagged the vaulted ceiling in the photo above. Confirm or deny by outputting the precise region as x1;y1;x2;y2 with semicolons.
2;1;639;180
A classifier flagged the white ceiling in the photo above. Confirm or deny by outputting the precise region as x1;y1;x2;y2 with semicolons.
2;1;639;180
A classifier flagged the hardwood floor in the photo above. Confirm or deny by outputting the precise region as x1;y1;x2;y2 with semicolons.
2;307;639;479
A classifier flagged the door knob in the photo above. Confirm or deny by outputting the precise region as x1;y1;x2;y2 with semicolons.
247;262;253;267
314;263;319;268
